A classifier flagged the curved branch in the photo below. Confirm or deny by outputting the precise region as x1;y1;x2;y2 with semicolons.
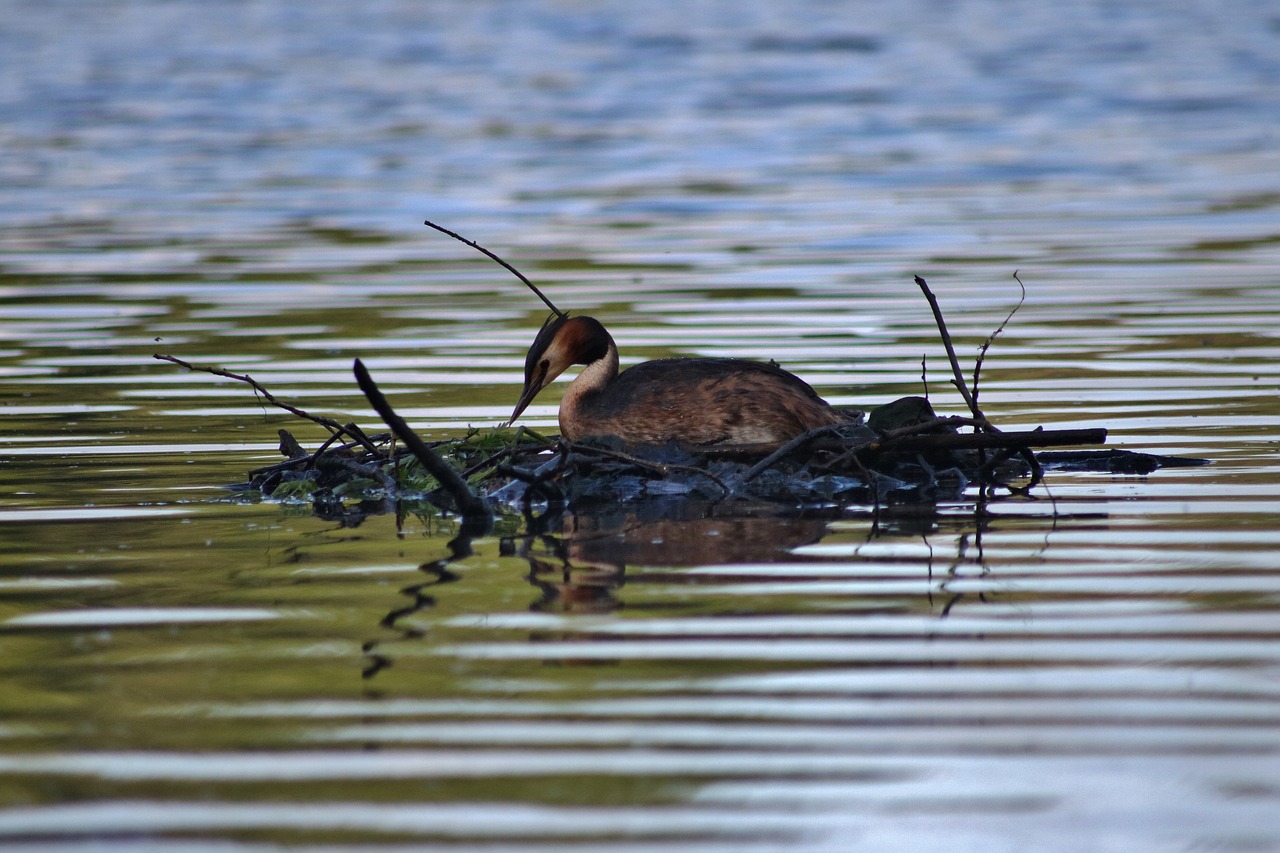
423;220;566;319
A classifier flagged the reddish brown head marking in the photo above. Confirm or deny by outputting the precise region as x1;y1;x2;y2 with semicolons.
555;317;611;366
509;315;615;428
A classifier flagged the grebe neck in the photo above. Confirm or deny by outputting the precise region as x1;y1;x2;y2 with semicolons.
559;338;618;439
570;338;619;395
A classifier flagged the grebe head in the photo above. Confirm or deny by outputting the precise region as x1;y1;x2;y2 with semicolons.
506;314;611;427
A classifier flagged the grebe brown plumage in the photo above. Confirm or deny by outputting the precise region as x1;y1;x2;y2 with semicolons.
507;314;859;449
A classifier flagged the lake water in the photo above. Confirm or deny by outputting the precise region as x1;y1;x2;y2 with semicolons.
2;0;1279;850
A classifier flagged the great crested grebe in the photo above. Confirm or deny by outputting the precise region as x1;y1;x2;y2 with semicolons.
422;219;861;450
507;312;859;448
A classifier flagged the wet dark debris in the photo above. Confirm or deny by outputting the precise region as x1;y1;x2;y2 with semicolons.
229;393;1204;525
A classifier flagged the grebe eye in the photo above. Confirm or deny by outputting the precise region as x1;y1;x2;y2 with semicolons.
540;359;550;371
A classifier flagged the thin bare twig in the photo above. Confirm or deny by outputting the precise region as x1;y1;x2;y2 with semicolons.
423;219;566;319
154;353;341;431
461;440;556;482
153;353;384;457
247;434;375;478
879;415;985;441
739;424;848;485
973;270;1027;407
568;442;732;497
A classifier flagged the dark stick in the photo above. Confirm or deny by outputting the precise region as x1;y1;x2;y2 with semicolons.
460;439;553;481
423;219;566;319
739;424;847;485
569;442;732;497
912;276;984;421
876;427;1106;453
313;453;398;495
353;358;491;524
247;434;373;478
878;415;988;440
911;275;1046;489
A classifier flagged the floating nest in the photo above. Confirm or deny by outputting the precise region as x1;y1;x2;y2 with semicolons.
158;275;1205;529
221;390;1198;526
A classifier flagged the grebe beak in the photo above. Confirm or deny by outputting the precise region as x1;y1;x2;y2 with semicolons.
505;382;539;427
504;361;551;427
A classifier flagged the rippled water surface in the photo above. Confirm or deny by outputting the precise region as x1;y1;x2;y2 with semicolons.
3;1;1280;850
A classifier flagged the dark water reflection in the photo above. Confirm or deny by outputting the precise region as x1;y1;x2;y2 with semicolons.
3;0;1280;849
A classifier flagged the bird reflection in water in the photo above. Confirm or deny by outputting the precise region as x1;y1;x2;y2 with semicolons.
360;496;1030;684
511;501;836;614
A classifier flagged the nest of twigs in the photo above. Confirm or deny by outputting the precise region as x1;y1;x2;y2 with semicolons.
156;275;1204;531
234;394;1180;517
